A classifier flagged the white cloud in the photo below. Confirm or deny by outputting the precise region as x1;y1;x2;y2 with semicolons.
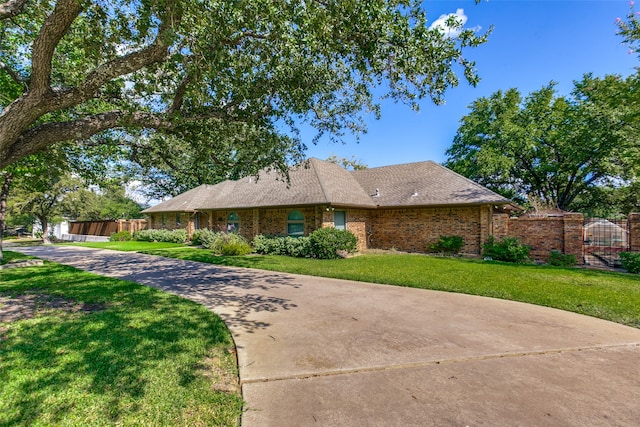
429;8;468;38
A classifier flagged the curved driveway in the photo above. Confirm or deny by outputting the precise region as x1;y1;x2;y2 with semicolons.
13;245;640;426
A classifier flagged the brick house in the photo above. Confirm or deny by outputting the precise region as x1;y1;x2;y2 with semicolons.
141;158;516;255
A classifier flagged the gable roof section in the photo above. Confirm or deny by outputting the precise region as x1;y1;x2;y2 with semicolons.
351;161;511;207
142;158;512;213
142;184;214;213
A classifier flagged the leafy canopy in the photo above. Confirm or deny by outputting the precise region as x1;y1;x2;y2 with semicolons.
0;0;490;172
444;74;640;212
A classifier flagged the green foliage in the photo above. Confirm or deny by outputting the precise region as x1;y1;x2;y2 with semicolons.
202;232;251;255
0;252;242;425
307;228;358;259
548;250;577;267
190;229;218;247
445;74;640;213
221;241;253;256
134;229;188;244
252;234;312;258
428;235;465;254
1;0;492;180
620;252;640;274
482;236;530;263
109;230;132;242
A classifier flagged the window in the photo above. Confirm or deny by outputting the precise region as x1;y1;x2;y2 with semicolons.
162;213;166;228
194;213;199;230
227;212;239;232
287;210;305;237
334;210;346;230
176;213;181;227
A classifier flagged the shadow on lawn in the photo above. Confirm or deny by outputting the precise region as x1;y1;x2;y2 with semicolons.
7;246;301;334
1;265;238;425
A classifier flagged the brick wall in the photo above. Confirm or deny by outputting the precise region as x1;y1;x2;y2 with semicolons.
629;213;640;252
368;206;487;254
492;212;584;264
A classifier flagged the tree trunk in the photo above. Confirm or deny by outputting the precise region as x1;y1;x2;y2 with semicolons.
38;214;51;244
0;172;13;261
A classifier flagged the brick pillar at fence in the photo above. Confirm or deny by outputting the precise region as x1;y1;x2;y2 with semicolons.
563;212;584;265
628;213;640;252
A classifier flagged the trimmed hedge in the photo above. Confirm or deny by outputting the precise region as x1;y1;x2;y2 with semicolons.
134;229;188;243
253;228;358;259
109;231;132;242
548;250;576;267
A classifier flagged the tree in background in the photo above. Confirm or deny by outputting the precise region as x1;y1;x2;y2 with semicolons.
0;0;490;172
444;74;639;212
63;181;142;221
326;155;368;171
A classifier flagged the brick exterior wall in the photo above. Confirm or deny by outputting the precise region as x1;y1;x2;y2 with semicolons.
492;212;584;264
629;213;640;252
368;206;489;254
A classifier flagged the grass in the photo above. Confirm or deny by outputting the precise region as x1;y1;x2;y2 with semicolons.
69;241;640;328
0;251;243;426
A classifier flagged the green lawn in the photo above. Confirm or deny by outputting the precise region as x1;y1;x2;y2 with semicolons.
68;241;640;328
0;251;242;426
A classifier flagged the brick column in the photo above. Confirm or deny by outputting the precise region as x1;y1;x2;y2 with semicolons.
563;213;584;265
479;205;491;252
628;213;640;252
253;209;260;237
491;213;509;239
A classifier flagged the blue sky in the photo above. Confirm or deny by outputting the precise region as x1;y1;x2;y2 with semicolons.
304;0;639;167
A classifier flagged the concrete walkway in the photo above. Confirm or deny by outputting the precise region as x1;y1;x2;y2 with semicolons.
11;245;640;426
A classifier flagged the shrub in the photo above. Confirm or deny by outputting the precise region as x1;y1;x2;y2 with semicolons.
134;229;188;243
252;234;311;257
191;229;218;247
482;236;530;263
428;235;464;254
548;250;576;267
307;228;358;259
620;252;640;274
221;241;253;256
204;232;251;255
109;231;132;242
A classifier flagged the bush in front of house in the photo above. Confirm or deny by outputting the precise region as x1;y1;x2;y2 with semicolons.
204;232;252;255
482;236;530;263
134;229;188;243
109;231;132;242
428;235;464;255
191;229;218;247
252;234;311;257
620;252;640;274
307;228;358;259
548;250;576;267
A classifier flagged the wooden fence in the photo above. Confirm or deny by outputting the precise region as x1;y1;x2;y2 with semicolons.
68;219;148;237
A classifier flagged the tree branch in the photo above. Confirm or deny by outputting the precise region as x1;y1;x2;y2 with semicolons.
31;0;82;93
0;60;29;89
0;0;28;20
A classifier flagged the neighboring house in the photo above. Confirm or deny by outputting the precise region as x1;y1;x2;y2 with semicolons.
141;158;516;254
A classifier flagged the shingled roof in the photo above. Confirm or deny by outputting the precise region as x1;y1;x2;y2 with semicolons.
351;160;512;207
142;158;511;213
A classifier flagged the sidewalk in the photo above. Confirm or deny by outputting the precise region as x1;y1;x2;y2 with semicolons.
12;245;640;426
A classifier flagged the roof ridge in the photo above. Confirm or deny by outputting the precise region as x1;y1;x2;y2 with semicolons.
309;158;332;204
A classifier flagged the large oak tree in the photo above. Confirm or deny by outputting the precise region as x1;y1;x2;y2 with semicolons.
444;74;640;212
0;0;489;170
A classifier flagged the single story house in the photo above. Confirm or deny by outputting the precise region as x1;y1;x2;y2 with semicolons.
142;158;516;254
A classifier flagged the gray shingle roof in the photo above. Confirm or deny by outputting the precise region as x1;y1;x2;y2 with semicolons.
351;160;512;207
141;184;214;213
142;158;511;213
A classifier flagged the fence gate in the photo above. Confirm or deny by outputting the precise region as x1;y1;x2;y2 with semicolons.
583;217;629;268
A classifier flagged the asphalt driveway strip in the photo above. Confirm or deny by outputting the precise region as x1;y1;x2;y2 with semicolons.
10;245;640;426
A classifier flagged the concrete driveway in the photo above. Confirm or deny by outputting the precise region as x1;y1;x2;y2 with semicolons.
11;245;640;426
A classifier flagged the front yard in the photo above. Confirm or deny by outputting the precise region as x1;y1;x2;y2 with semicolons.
69;241;640;328
0;251;242;426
